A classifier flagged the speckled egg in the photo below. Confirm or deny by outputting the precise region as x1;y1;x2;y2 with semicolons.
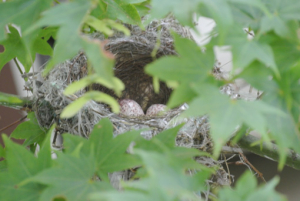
119;99;144;117
146;104;166;116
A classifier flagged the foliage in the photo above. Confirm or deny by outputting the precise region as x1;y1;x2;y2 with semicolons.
218;171;285;201
0;0;299;200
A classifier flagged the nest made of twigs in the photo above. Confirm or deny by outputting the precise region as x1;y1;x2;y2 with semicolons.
26;17;234;197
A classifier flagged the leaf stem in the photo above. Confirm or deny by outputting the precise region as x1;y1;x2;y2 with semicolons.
13;58;24;75
54;0;60;4
0;92;33;110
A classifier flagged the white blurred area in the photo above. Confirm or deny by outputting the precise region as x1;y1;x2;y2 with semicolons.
192;16;259;100
9;56;43;97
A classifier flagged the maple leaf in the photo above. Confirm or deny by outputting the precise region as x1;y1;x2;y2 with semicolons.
0;129;52;201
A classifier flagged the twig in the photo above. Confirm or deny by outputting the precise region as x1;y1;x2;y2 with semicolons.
238;134;300;170
221;145;243;154
239;152;266;183
222;154;232;184
21;72;40;78
0;115;27;133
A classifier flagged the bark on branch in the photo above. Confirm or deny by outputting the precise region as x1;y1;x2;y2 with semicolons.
237;134;300;170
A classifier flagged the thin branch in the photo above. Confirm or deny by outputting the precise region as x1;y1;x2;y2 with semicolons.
238;134;300;170
0;115;27;133
222;154;232;185
239;152;266;183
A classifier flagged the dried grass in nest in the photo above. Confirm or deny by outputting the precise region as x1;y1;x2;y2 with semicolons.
29;17;236;197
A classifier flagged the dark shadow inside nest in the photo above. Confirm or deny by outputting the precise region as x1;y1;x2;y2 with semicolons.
82;17;195;113
90;39;175;113
92;45;172;112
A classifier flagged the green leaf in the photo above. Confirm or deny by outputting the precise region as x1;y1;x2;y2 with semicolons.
0;144;4;158
0;26;32;72
199;0;234;42
90;191;149;201
182;84;285;155
218;171;286;201
259;0;300;39
134;1;151;17
135;125;212;171
126;150;211;200
0;25;53;73
101;0;142;25
265;34;300;71
30;28;54;57
81;38;125;95
0;130;52;201
61;91;119;118
11;113;46;146
222;26;278;75
85;16;114;35
85;16;130;36
237;61;277;92
33;151;112;201
240;61;300;169
85;118;141;175
167;82;198;108
62;133;88;154
228;0;271;17
0;0;51;41
104;19;131;36
37;126;53;170
0;92;24;105
28;0;91;68
146;34;214;83
122;0;147;3
149;0;200;26
63;119;141;179
135;125;183;151
91;148;211;201
262;93;300;169
0;160;7;172
64;74;124;97
260;16;294;39
146;34;215;110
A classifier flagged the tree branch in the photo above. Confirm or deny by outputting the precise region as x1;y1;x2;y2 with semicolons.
238;134;300;170
1;91;299;170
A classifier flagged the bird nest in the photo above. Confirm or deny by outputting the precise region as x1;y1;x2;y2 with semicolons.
27;17;240;197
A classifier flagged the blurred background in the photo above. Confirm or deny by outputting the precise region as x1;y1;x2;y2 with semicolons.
1;16;300;200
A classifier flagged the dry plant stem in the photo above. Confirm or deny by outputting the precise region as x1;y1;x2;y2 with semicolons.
222;154;232;185
239;152;266;183
21;72;40;78
0;115;27;133
238;134;300;170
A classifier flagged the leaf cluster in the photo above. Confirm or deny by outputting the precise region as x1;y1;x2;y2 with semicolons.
0;0;299;200
0;119;208;201
0;119;285;201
